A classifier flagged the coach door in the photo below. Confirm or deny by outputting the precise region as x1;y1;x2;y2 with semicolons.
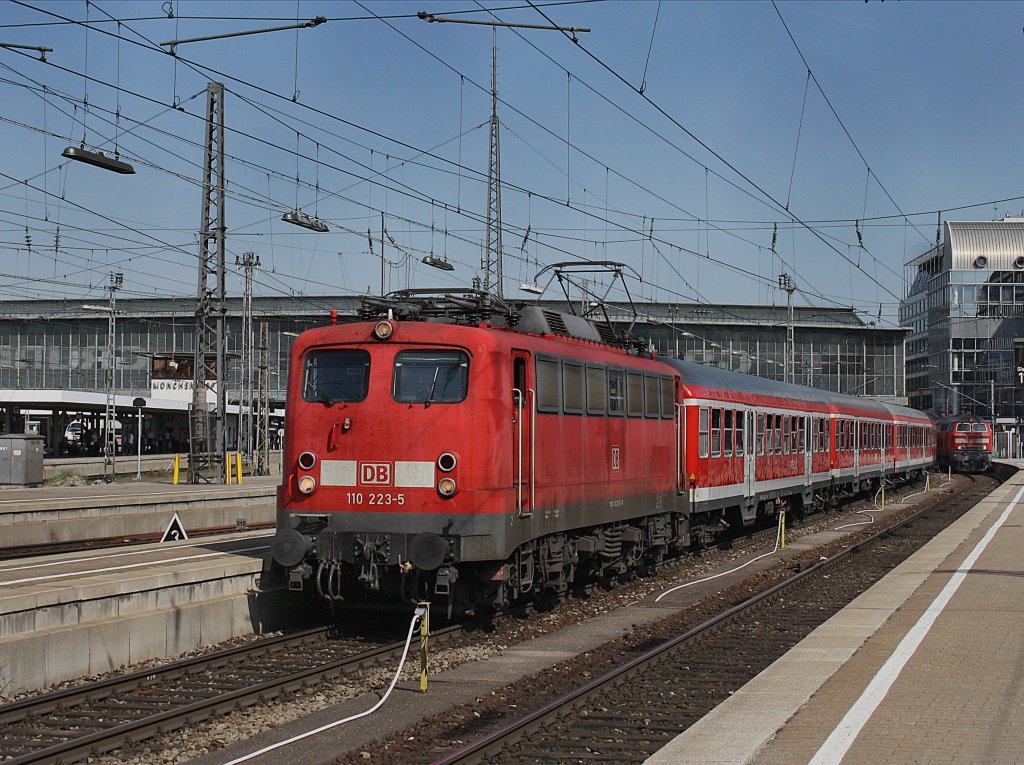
803;416;812;488
512;353;534;517
744;410;756;499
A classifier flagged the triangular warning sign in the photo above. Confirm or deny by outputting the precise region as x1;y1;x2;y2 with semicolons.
162;512;189;543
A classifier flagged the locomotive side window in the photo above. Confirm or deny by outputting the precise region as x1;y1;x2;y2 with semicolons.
699;407;709;458
644;375;660;418
586;365;606;415
563;361;585;414
660;376;675;420
393;350;469;404
302;349;370;403
536;357;561;412
607;368;625;416
626;372;644;417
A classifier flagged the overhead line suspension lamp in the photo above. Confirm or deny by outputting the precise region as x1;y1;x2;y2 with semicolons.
282;210;329;232
61;145;135;174
422;254;455;271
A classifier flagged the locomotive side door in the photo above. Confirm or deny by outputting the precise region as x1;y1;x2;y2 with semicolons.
512;353;533;517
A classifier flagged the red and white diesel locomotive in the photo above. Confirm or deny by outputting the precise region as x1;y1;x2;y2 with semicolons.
934;413;993;472
265;290;934;615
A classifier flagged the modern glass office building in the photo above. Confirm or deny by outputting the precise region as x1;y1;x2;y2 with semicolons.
902;218;1024;445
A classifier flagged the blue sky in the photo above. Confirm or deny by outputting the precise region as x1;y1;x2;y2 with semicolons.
1;0;1022;327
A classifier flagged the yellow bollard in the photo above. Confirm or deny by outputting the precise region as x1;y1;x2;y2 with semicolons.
780;510;786;549
173;453;180;485
236;452;243;485
881;484;886;510
418;602;430;693
225;453;233;485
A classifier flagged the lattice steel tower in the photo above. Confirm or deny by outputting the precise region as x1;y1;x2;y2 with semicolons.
190;82;227;483
483;28;503;298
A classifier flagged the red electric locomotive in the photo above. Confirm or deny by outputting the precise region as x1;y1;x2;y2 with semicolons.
264;290;935;616
934;413;993;472
266;291;688;616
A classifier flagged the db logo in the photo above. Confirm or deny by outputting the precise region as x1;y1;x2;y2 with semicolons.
359;462;392;486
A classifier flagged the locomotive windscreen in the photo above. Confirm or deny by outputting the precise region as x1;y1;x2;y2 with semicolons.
393;350;468;404
302;349;370;403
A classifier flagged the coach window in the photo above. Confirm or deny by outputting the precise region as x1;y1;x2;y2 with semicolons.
303;349;370;403
660;376;675;420
724;410;734;456
736;411;745;453
775;414;783;454
536;357;561;413
800;417;808;452
711;408;722;456
563;361;585;414
644;374;660;418
757;413;765;455
699;407;710;457
783;415;791;454
607;367;625;416
586;365;606;415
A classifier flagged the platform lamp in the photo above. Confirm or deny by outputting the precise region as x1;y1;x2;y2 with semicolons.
133;397;146;480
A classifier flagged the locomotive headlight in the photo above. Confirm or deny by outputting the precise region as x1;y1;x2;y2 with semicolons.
373;320;394;340
437;452;457;472
437;477;457;497
298;475;317;495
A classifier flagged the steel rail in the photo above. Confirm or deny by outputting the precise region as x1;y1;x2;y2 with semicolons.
430;477;966;764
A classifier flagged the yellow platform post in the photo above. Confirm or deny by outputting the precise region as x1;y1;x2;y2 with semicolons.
418;602;430;693
172;453;180;485
225;453;233;485
235;452;243;485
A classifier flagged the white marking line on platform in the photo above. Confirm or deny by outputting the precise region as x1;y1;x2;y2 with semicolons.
0;533;272;575
0;544;269;587
809;484;1024;765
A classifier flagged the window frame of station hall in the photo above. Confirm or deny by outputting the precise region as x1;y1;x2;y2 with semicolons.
0;296;907;404
901;218;1024;423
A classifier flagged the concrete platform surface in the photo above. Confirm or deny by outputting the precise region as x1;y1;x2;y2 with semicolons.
0;475;278;547
645;461;1024;765
0;532;274;693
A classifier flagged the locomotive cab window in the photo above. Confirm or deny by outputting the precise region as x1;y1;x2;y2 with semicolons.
393;350;469;404
302;349;370;403
607;367;625;416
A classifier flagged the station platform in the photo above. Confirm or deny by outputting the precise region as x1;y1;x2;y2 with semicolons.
0;476;288;694
646;460;1024;765
0;475;278;547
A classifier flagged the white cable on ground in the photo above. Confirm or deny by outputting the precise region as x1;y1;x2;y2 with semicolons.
833;483;887;531
220;607;425;765
655;511;784;603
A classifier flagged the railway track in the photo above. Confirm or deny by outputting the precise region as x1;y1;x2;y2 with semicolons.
355;472;999;765
0;471;981;765
0;619;459;765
